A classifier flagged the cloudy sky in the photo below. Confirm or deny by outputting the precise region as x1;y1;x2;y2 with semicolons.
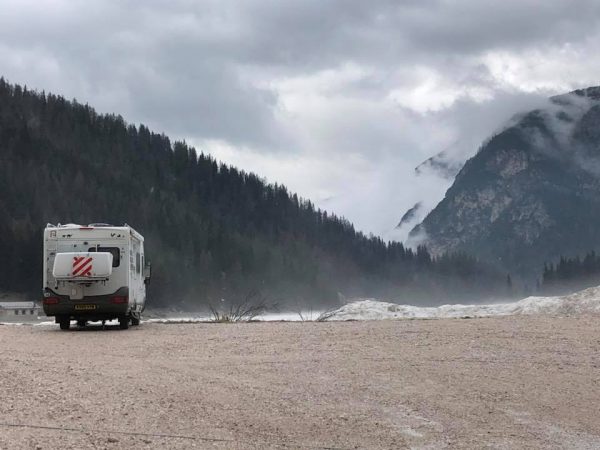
2;0;600;239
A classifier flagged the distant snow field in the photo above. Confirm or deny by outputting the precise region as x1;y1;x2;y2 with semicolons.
326;285;600;321
145;312;305;323
0;313;307;326
2;286;600;326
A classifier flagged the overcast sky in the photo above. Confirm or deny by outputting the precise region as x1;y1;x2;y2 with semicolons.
2;0;600;239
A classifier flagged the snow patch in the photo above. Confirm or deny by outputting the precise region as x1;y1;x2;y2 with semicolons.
4;287;600;326
326;286;600;321
146;312;306;323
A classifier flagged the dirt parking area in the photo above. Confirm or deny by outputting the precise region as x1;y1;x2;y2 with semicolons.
1;316;600;449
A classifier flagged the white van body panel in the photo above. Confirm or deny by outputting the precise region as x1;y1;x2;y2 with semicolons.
52;252;113;280
42;224;147;321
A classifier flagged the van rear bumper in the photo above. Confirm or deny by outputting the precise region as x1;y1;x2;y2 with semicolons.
42;287;129;320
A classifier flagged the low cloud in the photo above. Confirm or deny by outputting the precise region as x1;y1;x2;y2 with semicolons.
1;0;599;238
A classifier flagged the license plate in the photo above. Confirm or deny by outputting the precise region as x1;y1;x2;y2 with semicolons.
74;304;96;310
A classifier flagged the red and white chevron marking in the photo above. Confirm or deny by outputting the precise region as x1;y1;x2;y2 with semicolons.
72;256;93;277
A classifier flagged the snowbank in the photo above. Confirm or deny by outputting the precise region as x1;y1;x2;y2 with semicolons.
4;286;600;326
1;312;306;326
146;312;305;323
326;285;600;321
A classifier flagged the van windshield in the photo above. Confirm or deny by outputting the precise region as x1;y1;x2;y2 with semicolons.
88;247;120;267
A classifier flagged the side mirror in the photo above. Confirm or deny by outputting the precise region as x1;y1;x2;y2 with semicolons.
143;262;151;285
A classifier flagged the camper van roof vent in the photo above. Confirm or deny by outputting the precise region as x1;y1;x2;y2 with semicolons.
88;223;113;227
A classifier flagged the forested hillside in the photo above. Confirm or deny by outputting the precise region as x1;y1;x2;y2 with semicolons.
0;79;505;307
541;251;600;295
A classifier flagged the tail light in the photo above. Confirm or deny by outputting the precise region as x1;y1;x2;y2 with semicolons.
43;297;60;305
110;296;128;304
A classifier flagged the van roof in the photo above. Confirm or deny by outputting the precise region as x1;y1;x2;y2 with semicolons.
45;223;144;241
47;223;129;230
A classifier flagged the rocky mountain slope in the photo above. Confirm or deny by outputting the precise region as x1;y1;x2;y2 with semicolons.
412;87;600;280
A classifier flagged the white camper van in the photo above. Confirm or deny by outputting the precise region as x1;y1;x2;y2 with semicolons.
42;223;150;330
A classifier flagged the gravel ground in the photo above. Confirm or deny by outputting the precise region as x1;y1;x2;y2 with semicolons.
1;316;600;449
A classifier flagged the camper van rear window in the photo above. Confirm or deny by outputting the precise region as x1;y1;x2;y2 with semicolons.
88;247;120;267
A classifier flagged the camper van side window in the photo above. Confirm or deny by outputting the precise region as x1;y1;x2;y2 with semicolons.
88;247;120;267
136;253;141;274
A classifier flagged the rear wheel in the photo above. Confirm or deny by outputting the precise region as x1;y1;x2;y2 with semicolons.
119;316;129;330
59;318;71;330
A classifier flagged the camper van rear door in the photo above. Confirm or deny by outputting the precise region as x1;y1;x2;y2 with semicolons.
53;252;113;279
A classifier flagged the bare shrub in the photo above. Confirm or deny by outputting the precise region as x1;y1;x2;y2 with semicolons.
291;300;317;321
291;298;342;322
209;290;273;323
316;308;338;322
296;308;313;321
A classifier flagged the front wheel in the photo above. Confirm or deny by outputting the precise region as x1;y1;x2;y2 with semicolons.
59;318;71;330
131;316;140;326
118;316;129;330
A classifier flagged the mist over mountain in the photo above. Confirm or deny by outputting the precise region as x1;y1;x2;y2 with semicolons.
396;202;423;230
415;149;465;180
412;86;600;282
0;79;508;307
395;149;467;238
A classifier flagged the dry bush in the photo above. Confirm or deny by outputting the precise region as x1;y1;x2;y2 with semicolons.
209;290;273;323
315;308;338;322
291;300;317;321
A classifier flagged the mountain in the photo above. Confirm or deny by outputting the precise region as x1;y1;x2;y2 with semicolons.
393;147;468;240
415;149;464;180
396;202;423;229
0;78;505;307
412;86;600;281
